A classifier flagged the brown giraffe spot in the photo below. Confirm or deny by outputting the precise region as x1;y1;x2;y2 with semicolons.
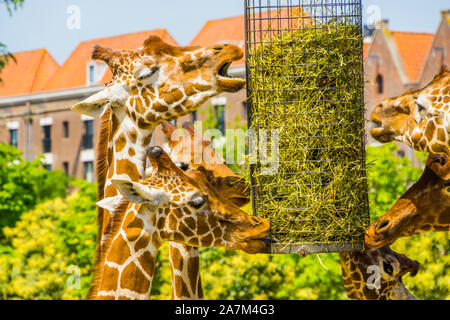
130;111;137;122
107;162;115;179
196;219;210;236
350;270;361;281
135;234;150;251
212;226;222;238
174;275;190;298
201;233;213;245
183;99;194;109
437;128;446;142
128;147;136;157
161;89;184;104
146;112;156;123
137;118;152;130
108;236;131;265
138;250;155;276
431;89;440;95
184;217;196;230
443;96;450;104
168;214;178;231
189;238;199;246
111;114;120;137
188;256;200;290
153;102;169;113
157;217;165;230
436;117;443;125
435;103;443;109
120;262;150;294
179;222;194;237
128;129;138;144
116;159;140;179
135;97;145;114
184;83;196;96
115;133;127;153
99;265;119;292
173;232;185;243
124;215;144;242
363;286;378;300
424;121;435;141
431;143;447;154
105;184;117;197
131;86;139;96
170;246;183;271
174;105;184;114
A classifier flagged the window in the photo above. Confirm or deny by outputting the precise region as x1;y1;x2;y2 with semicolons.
89;65;95;83
44;164;52;171
63;162;69;176
83;120;94;149
63;121;69;138
376;74;383;94
42;125;51;153
242;101;248;121
84;161;94;182
9;129;18;147
214;104;225;134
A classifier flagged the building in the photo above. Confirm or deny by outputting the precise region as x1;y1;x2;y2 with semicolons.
0;10;448;181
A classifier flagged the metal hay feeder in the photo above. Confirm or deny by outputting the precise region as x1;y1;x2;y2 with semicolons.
244;0;369;254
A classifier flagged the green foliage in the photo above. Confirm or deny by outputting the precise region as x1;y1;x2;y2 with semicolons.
0;180;97;299
0;143;68;235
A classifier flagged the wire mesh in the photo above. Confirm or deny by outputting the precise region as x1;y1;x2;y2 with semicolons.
244;0;369;254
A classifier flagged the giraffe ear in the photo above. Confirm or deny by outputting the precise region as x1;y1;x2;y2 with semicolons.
111;179;169;207
96;195;124;211
72;88;110;118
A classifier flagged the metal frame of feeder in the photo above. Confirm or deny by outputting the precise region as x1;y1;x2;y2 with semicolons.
244;0;369;254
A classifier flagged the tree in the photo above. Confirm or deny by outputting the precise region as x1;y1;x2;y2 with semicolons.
0;143;68;235
0;180;97;299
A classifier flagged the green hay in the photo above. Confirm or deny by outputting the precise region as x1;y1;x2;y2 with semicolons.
247;20;370;246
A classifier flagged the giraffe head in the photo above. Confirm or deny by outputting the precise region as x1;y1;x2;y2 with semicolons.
370;66;450;155
72;35;245;124
158;121;250;207
99;146;269;254
340;246;420;300
365;153;450;248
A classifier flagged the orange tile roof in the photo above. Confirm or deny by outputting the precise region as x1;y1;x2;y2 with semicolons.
0;48;59;98
43;29;178;92
391;31;434;82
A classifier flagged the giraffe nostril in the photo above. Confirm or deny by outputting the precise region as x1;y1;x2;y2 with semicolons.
377;220;390;231
213;46;223;51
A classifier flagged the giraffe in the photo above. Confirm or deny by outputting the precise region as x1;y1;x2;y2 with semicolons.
339;246;420;300
162;122;420;300
92;146;270;300
71;35;246;299
365;153;450;248
370;66;450;156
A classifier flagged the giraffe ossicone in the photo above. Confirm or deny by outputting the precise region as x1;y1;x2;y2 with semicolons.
365;153;450;248
371;66;450;155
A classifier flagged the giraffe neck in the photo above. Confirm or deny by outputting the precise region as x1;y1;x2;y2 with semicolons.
101;113;154;244
94;202;162;300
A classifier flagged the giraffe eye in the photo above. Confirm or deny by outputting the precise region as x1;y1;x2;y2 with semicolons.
188;194;206;209
137;66;159;80
383;261;394;275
